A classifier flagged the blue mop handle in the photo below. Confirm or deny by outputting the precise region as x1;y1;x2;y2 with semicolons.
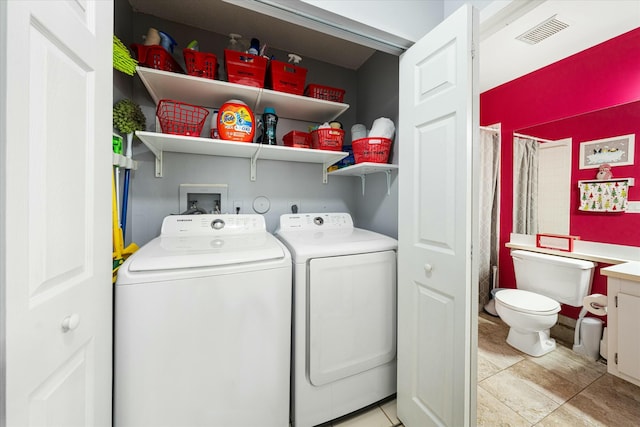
121;169;131;240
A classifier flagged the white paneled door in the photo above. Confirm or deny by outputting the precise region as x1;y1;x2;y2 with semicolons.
397;4;479;426
1;1;113;425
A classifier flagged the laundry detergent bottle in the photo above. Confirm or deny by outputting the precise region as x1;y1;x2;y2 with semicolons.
218;99;256;142
260;107;278;145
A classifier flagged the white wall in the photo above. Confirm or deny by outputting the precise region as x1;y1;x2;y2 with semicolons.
537;139;571;235
300;0;444;42
353;51;399;238
444;0;497;18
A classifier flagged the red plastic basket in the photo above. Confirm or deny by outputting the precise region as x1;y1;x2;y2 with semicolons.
183;49;217;80
156;99;209;137
310;128;344;151
305;84;345;103
268;60;307;95
283;131;310;148
224;49;268;88
131;44;184;73
352;137;392;163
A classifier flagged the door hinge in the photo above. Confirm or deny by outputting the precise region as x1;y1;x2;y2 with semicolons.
471;43;476;59
615;352;618;365
615;295;618;307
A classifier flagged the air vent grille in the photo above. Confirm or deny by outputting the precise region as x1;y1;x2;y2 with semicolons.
516;15;569;45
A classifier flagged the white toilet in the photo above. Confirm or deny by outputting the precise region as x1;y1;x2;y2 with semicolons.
495;250;596;357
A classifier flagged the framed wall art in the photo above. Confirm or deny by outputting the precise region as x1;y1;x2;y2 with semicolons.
579;133;635;169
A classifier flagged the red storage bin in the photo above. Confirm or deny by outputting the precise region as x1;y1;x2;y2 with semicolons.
283;131;310;148
310;128;344;151
183;49;217;80
131;44;184;73
224;49;268;88
268;60;307;95
156;99;209;137
352;137;392;163
305;84;345;103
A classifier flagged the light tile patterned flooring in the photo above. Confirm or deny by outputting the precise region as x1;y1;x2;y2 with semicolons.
321;312;640;426
477;312;640;426
318;397;402;427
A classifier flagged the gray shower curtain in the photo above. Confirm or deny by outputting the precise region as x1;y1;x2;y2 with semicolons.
478;129;500;309
513;137;539;235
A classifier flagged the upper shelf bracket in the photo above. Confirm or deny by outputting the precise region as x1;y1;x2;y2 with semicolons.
250;145;263;181
322;162;331;184
358;169;393;195
155;150;163;178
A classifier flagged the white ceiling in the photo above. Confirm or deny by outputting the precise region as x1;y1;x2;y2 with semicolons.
127;0;640;92
479;0;640;91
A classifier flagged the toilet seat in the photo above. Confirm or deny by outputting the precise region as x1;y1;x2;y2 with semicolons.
495;289;560;315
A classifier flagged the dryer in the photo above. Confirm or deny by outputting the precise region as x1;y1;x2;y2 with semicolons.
114;214;291;427
275;213;397;427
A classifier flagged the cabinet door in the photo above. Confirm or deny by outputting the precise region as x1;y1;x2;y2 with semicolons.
617;292;640;380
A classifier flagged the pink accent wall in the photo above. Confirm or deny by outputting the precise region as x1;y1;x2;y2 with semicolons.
480;27;640;319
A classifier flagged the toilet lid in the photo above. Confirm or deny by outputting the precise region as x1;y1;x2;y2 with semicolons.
495;289;560;315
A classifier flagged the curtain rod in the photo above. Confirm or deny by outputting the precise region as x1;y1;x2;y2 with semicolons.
513;132;554;143
479;126;499;132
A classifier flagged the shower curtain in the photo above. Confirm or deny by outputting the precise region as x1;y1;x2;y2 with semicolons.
513;137;539;235
478;129;500;309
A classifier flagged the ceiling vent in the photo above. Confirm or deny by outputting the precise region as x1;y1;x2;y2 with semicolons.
516;15;569;45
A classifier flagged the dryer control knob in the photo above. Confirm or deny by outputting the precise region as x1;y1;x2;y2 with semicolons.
211;219;225;230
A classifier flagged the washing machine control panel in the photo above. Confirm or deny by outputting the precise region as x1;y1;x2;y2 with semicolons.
161;214;267;236
279;213;353;231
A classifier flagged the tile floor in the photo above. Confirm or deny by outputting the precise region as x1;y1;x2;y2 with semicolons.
318;396;402;427
324;312;640;426
477;312;640;426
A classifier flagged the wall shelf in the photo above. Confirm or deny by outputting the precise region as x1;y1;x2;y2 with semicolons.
578;177;635;186
329;163;399;195
136;131;348;183
136;66;349;123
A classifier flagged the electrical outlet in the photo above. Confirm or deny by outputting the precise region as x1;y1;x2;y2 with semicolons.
233;200;243;214
288;200;300;214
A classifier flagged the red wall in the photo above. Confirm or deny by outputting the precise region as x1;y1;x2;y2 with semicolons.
480;27;640;318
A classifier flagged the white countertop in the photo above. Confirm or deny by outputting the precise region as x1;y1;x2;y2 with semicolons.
601;262;640;282
507;234;640;266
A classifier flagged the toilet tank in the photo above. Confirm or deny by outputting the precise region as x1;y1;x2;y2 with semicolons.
511;250;596;306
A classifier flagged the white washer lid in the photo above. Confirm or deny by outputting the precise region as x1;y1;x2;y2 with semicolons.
495;289;560;315
127;233;285;272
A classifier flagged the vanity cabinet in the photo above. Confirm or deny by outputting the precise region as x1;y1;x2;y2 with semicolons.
602;263;640;387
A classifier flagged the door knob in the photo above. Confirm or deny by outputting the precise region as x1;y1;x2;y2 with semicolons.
424;264;433;273
61;313;80;332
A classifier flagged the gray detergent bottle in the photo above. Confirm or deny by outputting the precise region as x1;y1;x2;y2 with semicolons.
260;107;278;145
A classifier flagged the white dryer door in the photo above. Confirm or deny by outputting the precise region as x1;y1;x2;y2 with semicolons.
308;250;396;386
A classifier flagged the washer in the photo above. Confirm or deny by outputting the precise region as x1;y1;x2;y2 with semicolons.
275;213;398;427
114;214;291;427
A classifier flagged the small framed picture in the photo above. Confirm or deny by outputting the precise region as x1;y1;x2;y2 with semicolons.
579;134;635;169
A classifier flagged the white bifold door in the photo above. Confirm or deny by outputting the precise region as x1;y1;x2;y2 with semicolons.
1;1;113;425
397;4;479;427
